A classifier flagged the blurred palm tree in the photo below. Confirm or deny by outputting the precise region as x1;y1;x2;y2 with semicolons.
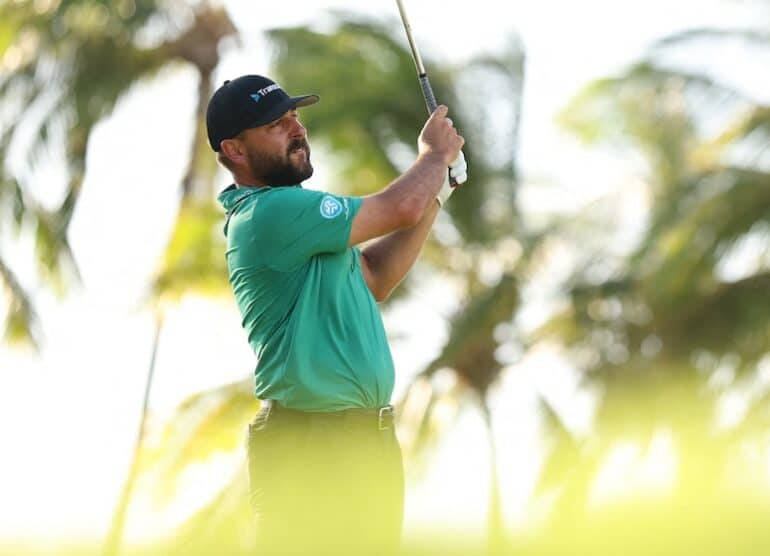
0;0;236;553
0;0;233;346
532;18;770;545
137;14;527;554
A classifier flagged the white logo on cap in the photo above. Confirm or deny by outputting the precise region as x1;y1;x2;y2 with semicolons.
320;196;343;219
257;83;281;96
250;83;282;104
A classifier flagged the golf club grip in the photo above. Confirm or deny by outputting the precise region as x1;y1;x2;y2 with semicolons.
419;74;438;113
419;75;459;187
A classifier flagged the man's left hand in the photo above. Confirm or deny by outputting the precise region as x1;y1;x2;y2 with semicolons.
437;151;468;206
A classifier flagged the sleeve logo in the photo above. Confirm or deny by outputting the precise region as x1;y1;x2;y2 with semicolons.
320;195;343;219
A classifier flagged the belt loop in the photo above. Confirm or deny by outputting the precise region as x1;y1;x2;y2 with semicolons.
378;405;395;430
252;399;273;430
263;399;274;420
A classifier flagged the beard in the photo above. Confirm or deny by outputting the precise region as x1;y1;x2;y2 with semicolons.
247;138;313;187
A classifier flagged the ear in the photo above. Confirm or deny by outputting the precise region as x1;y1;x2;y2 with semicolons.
220;138;245;166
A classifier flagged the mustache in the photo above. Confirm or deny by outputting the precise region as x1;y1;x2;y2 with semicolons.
288;138;310;155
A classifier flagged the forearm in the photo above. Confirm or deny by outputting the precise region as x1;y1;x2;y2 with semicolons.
381;152;447;223
361;200;440;301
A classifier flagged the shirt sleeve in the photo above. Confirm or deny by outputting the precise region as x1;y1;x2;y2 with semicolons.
252;187;362;270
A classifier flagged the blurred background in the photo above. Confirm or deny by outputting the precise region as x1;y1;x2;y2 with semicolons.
2;0;770;554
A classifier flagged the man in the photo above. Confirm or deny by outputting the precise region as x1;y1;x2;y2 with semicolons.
207;75;467;555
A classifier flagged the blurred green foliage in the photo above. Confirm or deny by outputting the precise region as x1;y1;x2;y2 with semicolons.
534;18;770;544
0;0;234;346
4;1;770;555
152;199;228;300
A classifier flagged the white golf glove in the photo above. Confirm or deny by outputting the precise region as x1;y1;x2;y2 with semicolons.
437;150;468;206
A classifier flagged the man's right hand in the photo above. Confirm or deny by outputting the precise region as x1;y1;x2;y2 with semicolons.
348;105;465;249
418;105;465;166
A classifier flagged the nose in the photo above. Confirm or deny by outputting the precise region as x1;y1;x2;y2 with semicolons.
290;116;306;139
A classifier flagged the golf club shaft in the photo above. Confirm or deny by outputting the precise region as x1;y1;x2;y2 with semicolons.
395;0;437;114
395;0;458;186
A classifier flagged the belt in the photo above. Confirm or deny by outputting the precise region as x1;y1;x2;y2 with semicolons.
260;400;395;431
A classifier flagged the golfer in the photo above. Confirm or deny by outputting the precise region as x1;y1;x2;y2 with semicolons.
207;75;467;555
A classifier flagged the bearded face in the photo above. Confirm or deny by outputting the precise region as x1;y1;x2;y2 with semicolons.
247;137;313;187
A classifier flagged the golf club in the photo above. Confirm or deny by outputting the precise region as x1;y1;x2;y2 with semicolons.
395;0;460;187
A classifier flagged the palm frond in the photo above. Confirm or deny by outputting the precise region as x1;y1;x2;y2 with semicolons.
141;379;257;502
161;465;253;555
0;253;40;348
152;199;229;301
0;1;237;343
653;27;770;51
424;272;519;395
634;167;770;306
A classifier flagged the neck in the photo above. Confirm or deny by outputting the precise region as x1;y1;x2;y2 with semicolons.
230;168;301;189
231;168;267;188
233;174;300;189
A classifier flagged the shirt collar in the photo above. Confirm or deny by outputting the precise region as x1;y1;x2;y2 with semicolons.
217;184;263;212
217;183;305;212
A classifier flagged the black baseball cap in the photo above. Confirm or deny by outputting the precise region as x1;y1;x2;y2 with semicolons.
206;75;319;151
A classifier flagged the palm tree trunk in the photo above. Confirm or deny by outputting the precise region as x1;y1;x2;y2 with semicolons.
181;69;213;200
103;311;163;556
480;399;505;555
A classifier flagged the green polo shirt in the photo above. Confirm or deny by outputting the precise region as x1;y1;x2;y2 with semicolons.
218;184;395;411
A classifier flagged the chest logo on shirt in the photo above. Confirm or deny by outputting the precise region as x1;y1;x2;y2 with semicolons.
320;195;343;219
